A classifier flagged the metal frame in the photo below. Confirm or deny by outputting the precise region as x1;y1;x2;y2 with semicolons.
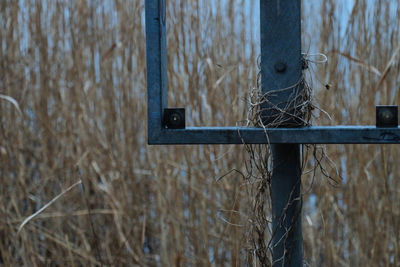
145;0;400;265
145;0;400;145
145;126;400;145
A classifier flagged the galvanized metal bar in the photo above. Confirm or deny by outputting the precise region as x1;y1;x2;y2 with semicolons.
145;0;167;140
260;0;303;266
260;0;302;127
271;145;302;267
148;126;400;144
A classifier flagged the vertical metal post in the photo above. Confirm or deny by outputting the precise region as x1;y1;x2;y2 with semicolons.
260;0;303;266
145;0;168;143
271;145;302;266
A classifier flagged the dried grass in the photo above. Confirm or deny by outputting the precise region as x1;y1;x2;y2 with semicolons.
1;0;400;266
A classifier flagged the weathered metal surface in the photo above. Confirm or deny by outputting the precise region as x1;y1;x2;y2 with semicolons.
145;0;167;142
162;108;185;129
376;105;398;127
260;0;303;127
147;126;400;144
271;144;302;267
260;0;303;265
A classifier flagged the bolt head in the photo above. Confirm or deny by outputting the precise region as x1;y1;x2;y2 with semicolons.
163;108;186;129
376;105;398;127
274;61;287;73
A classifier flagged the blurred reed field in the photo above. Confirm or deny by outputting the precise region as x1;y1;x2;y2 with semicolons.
1;0;400;266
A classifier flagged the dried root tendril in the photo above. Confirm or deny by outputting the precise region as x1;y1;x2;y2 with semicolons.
240;54;340;266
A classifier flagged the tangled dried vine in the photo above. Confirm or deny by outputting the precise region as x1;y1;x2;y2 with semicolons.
242;54;340;266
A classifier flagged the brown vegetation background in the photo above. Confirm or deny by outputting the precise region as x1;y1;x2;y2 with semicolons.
1;0;399;266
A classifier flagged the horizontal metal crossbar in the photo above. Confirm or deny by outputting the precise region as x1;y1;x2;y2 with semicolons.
148;126;400;145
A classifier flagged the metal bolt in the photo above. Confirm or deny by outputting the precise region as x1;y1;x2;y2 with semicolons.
170;113;181;123
169;112;183;128
381;110;393;121
376;105;398;127
274;61;287;73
